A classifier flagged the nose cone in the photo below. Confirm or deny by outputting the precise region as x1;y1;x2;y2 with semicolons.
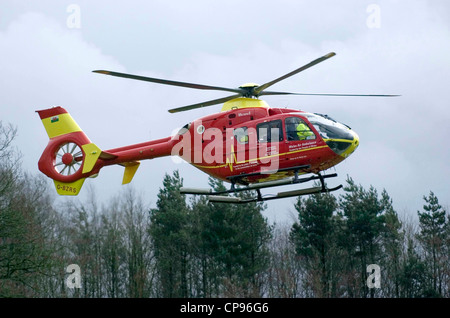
340;130;359;158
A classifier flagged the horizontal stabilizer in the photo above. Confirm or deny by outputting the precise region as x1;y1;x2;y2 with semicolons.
82;143;102;174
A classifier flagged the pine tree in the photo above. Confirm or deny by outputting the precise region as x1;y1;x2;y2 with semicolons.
380;189;403;297
231;188;271;297
189;177;271;297
290;191;339;297
417;191;447;296
149;170;190;297
189;195;217;297
398;223;429;298
338;177;386;298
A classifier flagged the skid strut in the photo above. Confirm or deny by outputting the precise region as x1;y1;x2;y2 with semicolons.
180;171;342;204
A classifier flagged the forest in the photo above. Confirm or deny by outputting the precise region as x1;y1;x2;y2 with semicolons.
1;121;449;298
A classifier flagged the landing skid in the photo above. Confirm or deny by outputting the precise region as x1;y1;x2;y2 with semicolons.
180;171;342;204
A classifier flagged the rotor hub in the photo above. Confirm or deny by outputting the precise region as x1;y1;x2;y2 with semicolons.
239;83;260;98
62;153;74;165
239;83;259;88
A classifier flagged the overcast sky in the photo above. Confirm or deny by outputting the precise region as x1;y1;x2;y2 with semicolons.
1;0;449;223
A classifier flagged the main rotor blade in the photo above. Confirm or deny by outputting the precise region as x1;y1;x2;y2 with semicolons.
254;52;336;95
93;70;242;94
259;91;401;97
168;94;241;113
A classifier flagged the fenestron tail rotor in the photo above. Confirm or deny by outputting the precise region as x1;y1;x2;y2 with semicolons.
93;52;399;113
54;142;83;176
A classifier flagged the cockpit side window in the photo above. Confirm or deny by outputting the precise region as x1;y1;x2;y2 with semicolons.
285;117;316;141
257;120;283;143
234;126;249;144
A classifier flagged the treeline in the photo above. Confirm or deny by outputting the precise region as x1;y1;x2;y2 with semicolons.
1;122;449;298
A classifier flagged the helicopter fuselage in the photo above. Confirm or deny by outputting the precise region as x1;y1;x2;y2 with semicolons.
36;51;378;198
37;98;359;190
171;98;359;184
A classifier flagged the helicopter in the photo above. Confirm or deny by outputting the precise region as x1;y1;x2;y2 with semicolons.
36;52;398;203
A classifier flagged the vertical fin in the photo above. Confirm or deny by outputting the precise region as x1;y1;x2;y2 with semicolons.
36;107;82;139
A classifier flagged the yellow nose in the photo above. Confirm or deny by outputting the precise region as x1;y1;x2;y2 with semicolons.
340;130;359;158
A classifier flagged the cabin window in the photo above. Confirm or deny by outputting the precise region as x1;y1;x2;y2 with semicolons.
257;120;283;143
234;127;249;144
285;117;316;141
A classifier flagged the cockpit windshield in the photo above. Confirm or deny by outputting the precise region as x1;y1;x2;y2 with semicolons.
304;113;354;141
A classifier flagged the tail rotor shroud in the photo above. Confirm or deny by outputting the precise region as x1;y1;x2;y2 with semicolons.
54;142;83;177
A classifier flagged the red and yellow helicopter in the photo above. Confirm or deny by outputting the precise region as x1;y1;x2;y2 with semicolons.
36;52;398;203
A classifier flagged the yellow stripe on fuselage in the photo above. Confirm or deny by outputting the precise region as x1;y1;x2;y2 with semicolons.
192;145;329;169
243;145;328;164
41;113;82;139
